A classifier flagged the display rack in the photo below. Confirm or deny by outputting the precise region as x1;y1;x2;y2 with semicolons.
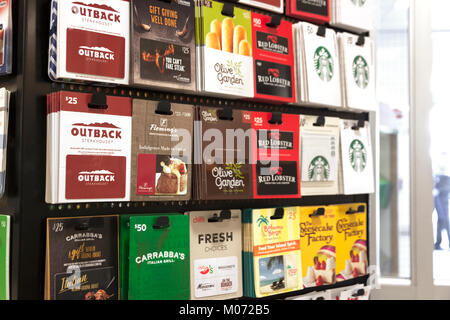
1;0;374;300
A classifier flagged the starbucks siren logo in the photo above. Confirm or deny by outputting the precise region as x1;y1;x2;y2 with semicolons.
349;139;367;172
314;47;334;82
308;156;330;182
352;55;369;89
351;0;366;6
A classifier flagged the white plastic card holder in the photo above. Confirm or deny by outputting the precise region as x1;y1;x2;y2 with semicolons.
300;115;340;196
301;22;342;108
338;284;372;300
340;119;375;195
340;33;376;112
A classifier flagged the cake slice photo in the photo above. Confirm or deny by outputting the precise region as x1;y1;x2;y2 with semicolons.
337;239;368;282
155;156;188;195
303;245;336;287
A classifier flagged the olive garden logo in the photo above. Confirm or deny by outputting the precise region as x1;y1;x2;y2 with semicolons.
314;47;334;82
352;55;369;89
308;156;330;182
351;0;366;7
349;139;367;173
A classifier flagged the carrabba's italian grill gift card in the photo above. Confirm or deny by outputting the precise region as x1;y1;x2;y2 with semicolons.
251;112;301;199
251;13;295;104
45;215;119;300
45;91;132;204
128;214;190;300
131;0;196;92
130;100;193;201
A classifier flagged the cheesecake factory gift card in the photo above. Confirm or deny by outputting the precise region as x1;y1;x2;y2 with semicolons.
45;215;119;300
131;0;196;92
130;100;193;201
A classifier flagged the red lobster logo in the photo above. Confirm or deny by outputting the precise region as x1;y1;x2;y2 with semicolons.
268;68;280;78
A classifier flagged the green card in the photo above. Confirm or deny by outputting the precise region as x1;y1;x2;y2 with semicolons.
0;215;10;300
128;214;190;300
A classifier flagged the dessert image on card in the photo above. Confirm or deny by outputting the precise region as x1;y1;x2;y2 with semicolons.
130;99;193;201
45;215;119;300
196;0;254;98
335;203;368;281
300;206;337;288
131;0;196;92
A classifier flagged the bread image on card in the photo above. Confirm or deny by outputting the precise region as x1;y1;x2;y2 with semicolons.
336;239;368;281
155;158;188;195
205;18;251;56
303;246;336;287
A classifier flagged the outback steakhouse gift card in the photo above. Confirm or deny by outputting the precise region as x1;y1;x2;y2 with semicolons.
251;12;295;104
49;0;130;84
131;0;196;92
45;91;132;204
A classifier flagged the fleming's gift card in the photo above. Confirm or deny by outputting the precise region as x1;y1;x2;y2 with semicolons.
45;215;119;300
335;203;368;282
131;0;196;92
299;206;336;288
130;100;193;201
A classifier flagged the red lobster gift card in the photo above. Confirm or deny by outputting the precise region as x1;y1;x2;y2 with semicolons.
250;111;301;199
251;12;296;104
286;0;330;24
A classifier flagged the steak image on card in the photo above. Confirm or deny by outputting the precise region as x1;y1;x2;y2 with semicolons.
131;0;196;92
45;215;119;300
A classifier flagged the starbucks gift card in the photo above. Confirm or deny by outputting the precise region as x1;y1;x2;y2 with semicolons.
286;0;330;24
331;0;375;33
48;0;130;85
194;106;253;200
340;120;374;195
131;0;196;93
338;33;376;111
299;206;336;288
300;115;340;196
45;91;132;204
196;0;254;98
130;100;193;201
251;12;295;104
243;207;302;298
295;22;342;108
128;214;190;300
334;203;368;282
45;215;119;300
0;215;9;300
251;112;301;199
238;0;283;14
188;210;242;300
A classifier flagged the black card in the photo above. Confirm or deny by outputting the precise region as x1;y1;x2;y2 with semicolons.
255;60;293;98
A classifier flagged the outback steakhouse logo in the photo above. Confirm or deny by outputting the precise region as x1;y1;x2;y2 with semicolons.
78;170;116;183
71;2;121;23
78;46;115;61
71;122;122;139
